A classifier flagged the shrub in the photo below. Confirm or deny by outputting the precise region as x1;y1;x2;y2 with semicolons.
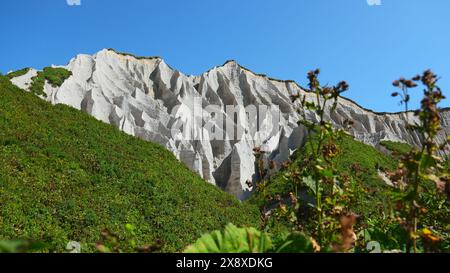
6;68;31;79
29;67;72;96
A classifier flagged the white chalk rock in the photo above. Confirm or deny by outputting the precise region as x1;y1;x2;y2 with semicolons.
10;49;450;199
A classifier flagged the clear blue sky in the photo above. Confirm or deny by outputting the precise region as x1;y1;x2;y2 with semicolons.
1;0;449;112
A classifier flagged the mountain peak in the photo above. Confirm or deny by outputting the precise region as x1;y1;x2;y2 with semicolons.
222;59;239;66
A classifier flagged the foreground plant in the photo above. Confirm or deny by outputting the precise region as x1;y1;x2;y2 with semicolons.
290;70;360;249
253;69;359;251
390;70;449;253
250;69;449;253
184;223;273;253
0;240;46;253
184;223;316;253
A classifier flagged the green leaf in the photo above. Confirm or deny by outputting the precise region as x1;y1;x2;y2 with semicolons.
420;154;436;170
0;240;25;253
302;176;318;195
0;240;46;253
184;223;272;253
319;168;334;178
276;232;315;253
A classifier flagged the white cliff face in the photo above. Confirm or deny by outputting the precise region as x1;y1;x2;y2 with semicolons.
10;68;38;90
10;49;450;199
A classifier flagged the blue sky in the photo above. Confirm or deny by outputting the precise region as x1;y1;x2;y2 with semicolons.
1;0;449;112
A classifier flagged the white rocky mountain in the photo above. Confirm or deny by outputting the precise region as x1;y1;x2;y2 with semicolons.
9;49;450;199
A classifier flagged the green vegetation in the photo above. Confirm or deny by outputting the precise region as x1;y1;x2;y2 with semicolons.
184;223;315;253
0;75;259;252
389;71;449;253
249;134;404;251
249;134;397;208
184;223;272;253
242;69;449;253
380;140;413;155
29;67;72;96
0;239;46;253
6;68;31;79
1;65;448;253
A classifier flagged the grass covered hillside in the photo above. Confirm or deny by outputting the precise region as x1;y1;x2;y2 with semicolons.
0;75;259;252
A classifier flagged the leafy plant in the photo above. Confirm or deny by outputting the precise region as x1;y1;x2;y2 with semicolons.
184;223;272;253
184;223;318;253
250;69;449;254
284;69;354;249
275;231;317;253
0;240;46;253
389;70;449;253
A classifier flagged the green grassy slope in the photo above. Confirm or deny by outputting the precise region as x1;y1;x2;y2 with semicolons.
380;140;413;155
0;75;259;252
